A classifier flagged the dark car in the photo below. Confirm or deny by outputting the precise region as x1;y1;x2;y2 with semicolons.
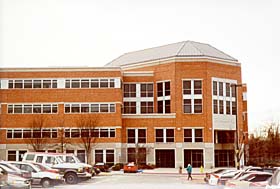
94;163;110;172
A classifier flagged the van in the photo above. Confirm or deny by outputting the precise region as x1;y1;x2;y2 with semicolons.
22;152;91;184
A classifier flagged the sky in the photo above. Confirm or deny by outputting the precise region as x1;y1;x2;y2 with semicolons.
1;0;280;132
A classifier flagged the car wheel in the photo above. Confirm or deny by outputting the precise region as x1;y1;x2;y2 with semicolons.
41;178;52;188
65;172;78;184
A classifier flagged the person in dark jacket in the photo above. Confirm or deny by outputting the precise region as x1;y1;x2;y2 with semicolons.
186;164;192;180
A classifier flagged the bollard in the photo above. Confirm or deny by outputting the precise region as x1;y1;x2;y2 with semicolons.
179;166;182;174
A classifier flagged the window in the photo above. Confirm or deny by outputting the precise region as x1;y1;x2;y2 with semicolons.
123;102;136;114
232;101;237;115
109;129;116;138
166;129;174;142
8;105;13;113
215;150;235;167
226;101;231;115
232;85;236;97
183;81;191;94
7;130;13;138
33;105;41;113
109;79;115;88
14;130;22;138
127;148;146;165
157;101;163;113
71;80;80;88
81;104;89;113
219;82;223;96
127;129;135;143
91;104;99;113
157;81;170;97
109;104;115;112
184;129;192;142
157;83;163;97
23;130;32;138
65;80;71;88
194;80;202;94
95;150;103;163
33;80;41;88
71;104;80;113
81;79;89;88
100;129;109;137
195;129;203;142
15;80;23;88
100;104;109;112
14;105;23;114
141;102;153;114
165;82;170;96
43;80;52;88
215;131;234;144
42;129;51;138
24;80;32;88
183;80;203;114
24;105;32;113
184;150;204;168
91;79;99;88
213;100;218;114
124;84;136;97
155;129;164;142
141;84;153;97
43;105;52;113
77;150;86;163
219;100;224;114
71;129;80;138
213;81;217;95
226;83;231;97
155;128;174;143
7;151;17;161
8;80;14;88
184;128;203;143
127;129;146;143
100;79;108;88
194;99;202;113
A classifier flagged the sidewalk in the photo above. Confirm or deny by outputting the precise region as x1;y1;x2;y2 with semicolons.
142;168;209;175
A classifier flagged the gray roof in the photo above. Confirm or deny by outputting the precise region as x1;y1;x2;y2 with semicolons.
106;41;238;67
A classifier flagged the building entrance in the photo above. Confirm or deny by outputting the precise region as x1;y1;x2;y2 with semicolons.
155;149;175;168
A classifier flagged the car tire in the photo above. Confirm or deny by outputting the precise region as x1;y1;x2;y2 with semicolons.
41;178;52;188
65;172;78;184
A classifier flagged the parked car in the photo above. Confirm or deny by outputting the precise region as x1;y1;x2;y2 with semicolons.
0;161;32;179
225;171;272;189
208;169;240;185
204;168;229;183
0;166;31;189
57;153;95;176
10;161;64;188
22;152;91;184
94;162;110;172
123;162;138;173
245;166;276;174
31;162;60;174
266;168;280;189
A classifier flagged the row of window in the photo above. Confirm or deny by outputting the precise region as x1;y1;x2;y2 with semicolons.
64;128;116;138
6;128;116;139
6;78;118;89
8;104;58;114
8;79;58;89
213;81;236;97
213;100;237;115
6;103;116;114
123;83;153;97
65;78;115;88
65;103;116;113
126;128;204;143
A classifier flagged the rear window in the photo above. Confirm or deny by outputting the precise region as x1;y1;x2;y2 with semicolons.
25;154;35;161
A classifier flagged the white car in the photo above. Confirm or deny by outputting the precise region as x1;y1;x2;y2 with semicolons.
266;168;280;189
10;161;64;188
225;171;272;189
208;169;240;185
0;166;31;189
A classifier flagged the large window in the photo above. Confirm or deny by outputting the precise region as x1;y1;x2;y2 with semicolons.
127;148;146;164
215;130;234;144
141;84;153;97
157;81;171;114
184;128;203;143
215;150;235;167
183;80;203;114
123;102;136;114
95;149;115;166
7;150;27;161
212;80;237;115
124;84;136;97
127;129;146;144
155;128;174;143
184;150;204;168
6;129;57;139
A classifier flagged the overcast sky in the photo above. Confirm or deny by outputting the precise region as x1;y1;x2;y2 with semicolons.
1;0;280;132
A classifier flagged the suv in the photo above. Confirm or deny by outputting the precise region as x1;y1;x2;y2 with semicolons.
57;153;94;176
22;152;91;184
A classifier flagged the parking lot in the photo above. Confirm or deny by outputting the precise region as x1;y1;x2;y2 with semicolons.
51;174;213;189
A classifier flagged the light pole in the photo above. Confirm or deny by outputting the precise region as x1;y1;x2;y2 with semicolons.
231;83;244;170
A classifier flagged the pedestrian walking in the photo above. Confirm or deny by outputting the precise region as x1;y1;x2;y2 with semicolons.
186;164;192;180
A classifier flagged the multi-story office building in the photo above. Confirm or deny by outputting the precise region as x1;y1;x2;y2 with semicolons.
0;41;248;168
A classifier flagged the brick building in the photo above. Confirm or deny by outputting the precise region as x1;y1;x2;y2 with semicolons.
0;41;248;168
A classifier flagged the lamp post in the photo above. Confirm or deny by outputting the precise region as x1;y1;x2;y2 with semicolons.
230;83;244;170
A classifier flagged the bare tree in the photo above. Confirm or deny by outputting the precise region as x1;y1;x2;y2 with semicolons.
27;115;47;151
235;130;247;169
130;143;152;166
77;115;99;164
56;127;70;153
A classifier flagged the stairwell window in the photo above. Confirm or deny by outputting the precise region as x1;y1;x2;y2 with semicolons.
157;81;171;114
